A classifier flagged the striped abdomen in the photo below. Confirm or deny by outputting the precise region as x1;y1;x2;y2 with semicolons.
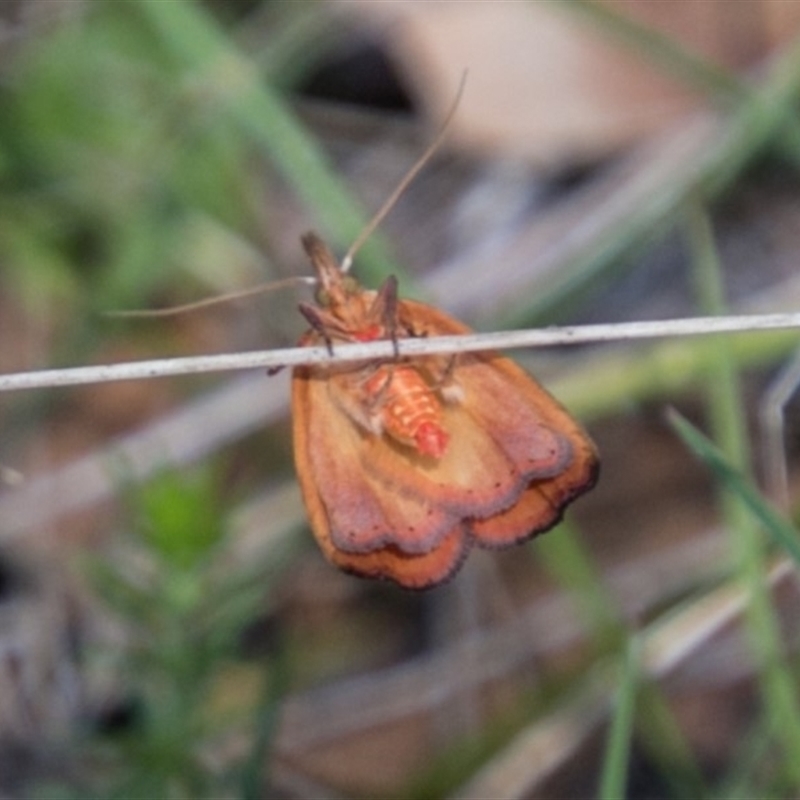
363;365;449;459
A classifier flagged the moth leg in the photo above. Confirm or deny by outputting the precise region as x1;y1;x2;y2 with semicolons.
369;276;401;357
437;355;458;386
360;364;396;412
299;302;335;354
326;368;391;438
421;354;463;404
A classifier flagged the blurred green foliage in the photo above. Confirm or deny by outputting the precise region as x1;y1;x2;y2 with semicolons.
64;467;283;800
1;3;256;318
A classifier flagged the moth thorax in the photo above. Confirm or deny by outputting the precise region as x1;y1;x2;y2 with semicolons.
354;324;383;342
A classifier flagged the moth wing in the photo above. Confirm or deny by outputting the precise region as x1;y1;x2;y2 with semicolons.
292;365;463;558
397;299;599;545
293;367;468;588
326;526;469;590
291;295;598;584
469;483;568;546
456;353;598;492
356;401;525;519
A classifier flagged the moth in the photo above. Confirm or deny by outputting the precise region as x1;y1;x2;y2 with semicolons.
291;234;599;590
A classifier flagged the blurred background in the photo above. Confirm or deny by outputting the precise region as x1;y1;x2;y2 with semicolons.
3;1;800;797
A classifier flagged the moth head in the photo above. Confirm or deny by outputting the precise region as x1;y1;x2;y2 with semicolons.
300;231;400;344
300;232;360;306
315;273;361;309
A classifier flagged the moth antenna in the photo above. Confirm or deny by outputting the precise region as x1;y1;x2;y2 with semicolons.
341;71;468;273
106;276;316;318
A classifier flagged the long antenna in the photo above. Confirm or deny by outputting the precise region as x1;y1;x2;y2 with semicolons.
340;71;468;273
106;276;316;318
111;73;467;318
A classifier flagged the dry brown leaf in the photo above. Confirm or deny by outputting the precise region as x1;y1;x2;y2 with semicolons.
341;0;800;162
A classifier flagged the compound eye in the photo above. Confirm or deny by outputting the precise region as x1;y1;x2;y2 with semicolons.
342;275;360;295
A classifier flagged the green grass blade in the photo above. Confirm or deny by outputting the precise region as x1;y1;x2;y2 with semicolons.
136;0;408;286
682;203;800;788
598;639;640;800
667;410;800;566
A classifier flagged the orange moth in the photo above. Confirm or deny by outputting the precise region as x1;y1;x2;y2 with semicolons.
291;235;599;589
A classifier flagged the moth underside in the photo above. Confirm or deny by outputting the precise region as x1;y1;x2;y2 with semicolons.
291;233;599;590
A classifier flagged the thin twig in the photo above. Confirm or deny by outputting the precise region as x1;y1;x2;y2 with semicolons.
2;313;800;392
